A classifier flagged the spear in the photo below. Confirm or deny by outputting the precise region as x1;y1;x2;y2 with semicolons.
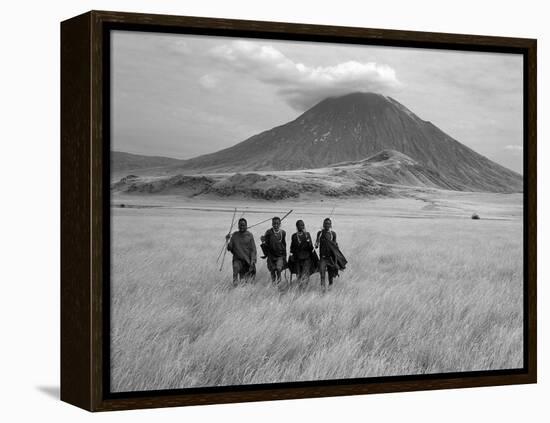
280;209;294;222
221;209;246;264
315;205;336;249
328;204;336;225
247;209;293;229
246;216;273;229
219;207;243;271
216;207;237;264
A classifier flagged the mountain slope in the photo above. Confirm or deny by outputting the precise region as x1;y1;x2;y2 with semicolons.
340;149;465;190
166;92;522;193
111;151;186;173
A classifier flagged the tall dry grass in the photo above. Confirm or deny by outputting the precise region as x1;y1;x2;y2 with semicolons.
110;204;523;392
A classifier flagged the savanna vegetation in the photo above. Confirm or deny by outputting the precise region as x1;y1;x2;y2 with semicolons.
110;195;523;392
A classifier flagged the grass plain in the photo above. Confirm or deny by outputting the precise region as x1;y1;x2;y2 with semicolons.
110;190;523;392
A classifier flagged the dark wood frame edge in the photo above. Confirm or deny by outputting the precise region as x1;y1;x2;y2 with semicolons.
60;10;537;412
61;11;92;410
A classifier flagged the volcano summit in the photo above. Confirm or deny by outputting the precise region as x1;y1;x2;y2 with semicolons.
114;92;523;194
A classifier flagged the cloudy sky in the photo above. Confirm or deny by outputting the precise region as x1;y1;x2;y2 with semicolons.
111;30;524;173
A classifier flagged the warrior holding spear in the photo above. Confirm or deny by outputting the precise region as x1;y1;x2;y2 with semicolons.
225;218;257;286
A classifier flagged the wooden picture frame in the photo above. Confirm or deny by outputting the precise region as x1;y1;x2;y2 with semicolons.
61;10;537;412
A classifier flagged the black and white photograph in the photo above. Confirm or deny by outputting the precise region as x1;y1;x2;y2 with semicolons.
108;30;525;393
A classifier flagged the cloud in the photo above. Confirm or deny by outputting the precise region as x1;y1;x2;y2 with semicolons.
208;40;401;110
169;39;192;55
199;74;220;90
504;145;523;151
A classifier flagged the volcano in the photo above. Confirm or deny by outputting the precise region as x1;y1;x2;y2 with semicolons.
118;92;523;193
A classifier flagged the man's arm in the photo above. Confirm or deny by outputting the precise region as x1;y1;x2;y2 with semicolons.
333;231;338;246
227;233;234;252
261;230;271;254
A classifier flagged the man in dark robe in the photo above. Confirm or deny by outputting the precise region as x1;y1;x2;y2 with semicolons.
226;218;257;286
290;220;315;289
315;217;347;292
260;216;287;285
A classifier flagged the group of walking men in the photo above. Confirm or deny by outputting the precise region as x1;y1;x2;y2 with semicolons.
225;216;347;291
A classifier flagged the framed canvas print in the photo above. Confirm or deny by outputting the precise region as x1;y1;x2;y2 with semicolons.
60;10;537;411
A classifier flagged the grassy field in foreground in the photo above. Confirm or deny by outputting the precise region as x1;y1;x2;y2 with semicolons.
110;198;523;392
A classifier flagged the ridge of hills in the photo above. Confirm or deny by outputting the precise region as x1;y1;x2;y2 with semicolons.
111;149;483;200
